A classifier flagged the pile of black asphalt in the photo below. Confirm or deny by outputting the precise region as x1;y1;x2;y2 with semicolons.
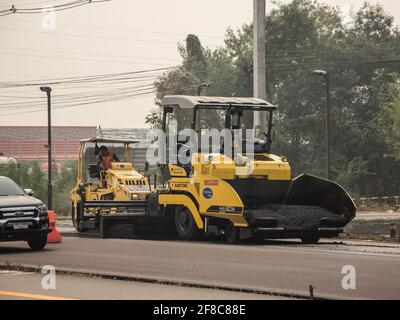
247;204;338;229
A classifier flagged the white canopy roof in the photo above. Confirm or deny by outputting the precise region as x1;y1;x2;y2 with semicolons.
80;137;139;144
161;95;275;109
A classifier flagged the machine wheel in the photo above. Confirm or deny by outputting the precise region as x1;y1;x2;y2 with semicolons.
300;235;320;244
174;206;199;240
226;222;239;244
27;234;47;251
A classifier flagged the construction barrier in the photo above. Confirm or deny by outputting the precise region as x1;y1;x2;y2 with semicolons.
47;210;62;243
353;196;400;209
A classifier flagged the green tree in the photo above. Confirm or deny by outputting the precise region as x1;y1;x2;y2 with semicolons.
182;34;208;81
28;161;47;202
53;161;78;215
147;35;207;128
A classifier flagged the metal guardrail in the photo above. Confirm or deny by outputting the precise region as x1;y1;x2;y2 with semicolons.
353;196;400;208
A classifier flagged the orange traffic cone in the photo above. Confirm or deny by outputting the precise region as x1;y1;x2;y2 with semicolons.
47;210;62;243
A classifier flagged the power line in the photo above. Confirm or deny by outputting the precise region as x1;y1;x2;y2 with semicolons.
0;83;156;107
0;90;156;117
0;67;170;117
0;0;110;16
0;51;173;67
1;44;397;74
0;26;191;45
0;1;51;8
0;88;156;110
0;84;156;107
5;44;399;64
6;17;225;40
0;26;221;47
0;66;176;88
267;58;400;73
0;45;180;62
1;71;165;85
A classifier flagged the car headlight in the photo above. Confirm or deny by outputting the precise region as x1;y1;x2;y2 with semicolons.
38;204;48;217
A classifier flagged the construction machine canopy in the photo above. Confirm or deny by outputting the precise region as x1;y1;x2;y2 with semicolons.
78;138;139;182
161;95;277;154
80;137;139;145
161;95;276;110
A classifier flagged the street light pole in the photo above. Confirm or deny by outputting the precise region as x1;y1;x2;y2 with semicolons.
40;86;53;210
253;0;267;132
325;73;331;180
312;70;331;180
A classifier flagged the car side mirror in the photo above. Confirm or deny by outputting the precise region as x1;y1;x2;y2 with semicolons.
24;189;34;196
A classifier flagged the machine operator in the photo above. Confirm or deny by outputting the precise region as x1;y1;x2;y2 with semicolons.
98;145;120;170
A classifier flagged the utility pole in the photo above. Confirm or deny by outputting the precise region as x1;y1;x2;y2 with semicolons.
40;86;53;210
197;83;210;96
312;70;332;180
253;0;267;134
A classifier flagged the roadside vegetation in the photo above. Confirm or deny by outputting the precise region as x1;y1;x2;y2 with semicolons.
0;161;77;216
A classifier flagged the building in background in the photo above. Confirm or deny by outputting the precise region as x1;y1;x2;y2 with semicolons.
0;126;97;162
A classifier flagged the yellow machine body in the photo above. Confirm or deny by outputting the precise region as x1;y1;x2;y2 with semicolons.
159;152;291;228
70;138;150;231
81;163;149;202
156;95;356;243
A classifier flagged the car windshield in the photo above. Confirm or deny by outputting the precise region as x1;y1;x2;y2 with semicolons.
0;177;25;196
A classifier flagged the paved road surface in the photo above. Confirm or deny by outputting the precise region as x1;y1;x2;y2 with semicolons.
0;270;275;300
1;237;400;299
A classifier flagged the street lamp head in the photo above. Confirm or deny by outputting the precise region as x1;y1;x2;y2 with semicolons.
312;70;328;77
40;86;52;93
197;83;210;96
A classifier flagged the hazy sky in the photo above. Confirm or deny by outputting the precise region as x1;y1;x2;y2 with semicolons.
0;0;399;128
